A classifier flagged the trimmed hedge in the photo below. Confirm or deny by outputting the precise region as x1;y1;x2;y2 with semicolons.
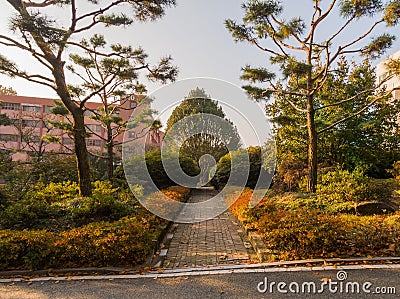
314;168;393;203
0;181;137;231
124;150;200;190
211;146;271;190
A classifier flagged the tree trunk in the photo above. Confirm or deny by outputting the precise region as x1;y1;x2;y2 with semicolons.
306;95;318;193
73;110;92;196
107;125;114;180
6;0;92;196
53;63;92;196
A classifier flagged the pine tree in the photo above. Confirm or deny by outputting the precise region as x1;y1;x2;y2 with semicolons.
0;0;176;195
0;85;17;95
67;35;177;180
226;0;400;192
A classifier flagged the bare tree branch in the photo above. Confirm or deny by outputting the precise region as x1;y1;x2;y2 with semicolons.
22;0;56;8
315;73;396;111
317;87;399;134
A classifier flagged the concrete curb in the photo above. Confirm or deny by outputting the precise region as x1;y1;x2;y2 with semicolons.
1;257;399;281
1;263;400;283
233;215;400;264
0;267;136;278
246;230;271;262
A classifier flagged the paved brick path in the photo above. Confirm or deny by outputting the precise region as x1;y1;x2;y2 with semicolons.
162;188;255;268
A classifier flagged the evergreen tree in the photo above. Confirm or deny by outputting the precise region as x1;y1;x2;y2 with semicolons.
0;0;176;196
226;0;400;192
165;88;241;165
271;58;400;178
67;35;177;180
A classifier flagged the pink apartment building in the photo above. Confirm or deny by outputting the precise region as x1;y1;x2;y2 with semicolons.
0;94;162;160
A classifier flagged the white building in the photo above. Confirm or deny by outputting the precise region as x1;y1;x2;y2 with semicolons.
376;50;400;100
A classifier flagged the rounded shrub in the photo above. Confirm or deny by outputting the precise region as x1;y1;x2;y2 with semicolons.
124;150;200;190
211;146;270;190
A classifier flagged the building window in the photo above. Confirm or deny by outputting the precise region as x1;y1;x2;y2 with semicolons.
22;135;40;143
22;119;40;128
44;105;53;113
86;124;102;132
378;71;393;84
0;134;18;142
128;131;137;139
86;139;101;147
84;110;98;117
1;102;20;111
395;89;400;100
22;104;41;113
62;137;73;145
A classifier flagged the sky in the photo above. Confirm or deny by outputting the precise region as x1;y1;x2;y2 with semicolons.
0;0;399;145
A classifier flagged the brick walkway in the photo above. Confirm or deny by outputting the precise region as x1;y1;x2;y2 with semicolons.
162;188;255;268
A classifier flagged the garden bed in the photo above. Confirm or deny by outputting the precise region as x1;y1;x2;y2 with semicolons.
225;188;400;261
0;183;190;270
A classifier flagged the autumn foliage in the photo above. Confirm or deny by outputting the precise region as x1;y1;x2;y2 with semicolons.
0;185;190;270
226;189;400;261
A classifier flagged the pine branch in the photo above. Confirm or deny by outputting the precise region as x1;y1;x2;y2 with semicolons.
80;74;117;107
304;0;337;44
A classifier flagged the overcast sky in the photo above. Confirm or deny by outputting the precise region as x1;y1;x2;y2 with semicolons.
1;0;399;144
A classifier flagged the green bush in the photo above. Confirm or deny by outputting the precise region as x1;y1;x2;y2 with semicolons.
124;150;200;190
0;229;56;270
272;152;307;192
69;195;131;226
211;146;271;190
258;208;342;260
24;181;79;203
0;184;192;270
389;161;400;180
2;155;78;200
316;168;392;203
0;199;61;230
32;154;79;184
54;217;159;268
257;208;400;260
0;189;9;209
0;181;140;230
225;189;400;261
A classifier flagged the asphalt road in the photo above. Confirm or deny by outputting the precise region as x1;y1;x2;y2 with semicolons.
1;268;399;299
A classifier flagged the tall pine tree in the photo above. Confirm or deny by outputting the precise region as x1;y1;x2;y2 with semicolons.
0;0;176;196
226;0;400;192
